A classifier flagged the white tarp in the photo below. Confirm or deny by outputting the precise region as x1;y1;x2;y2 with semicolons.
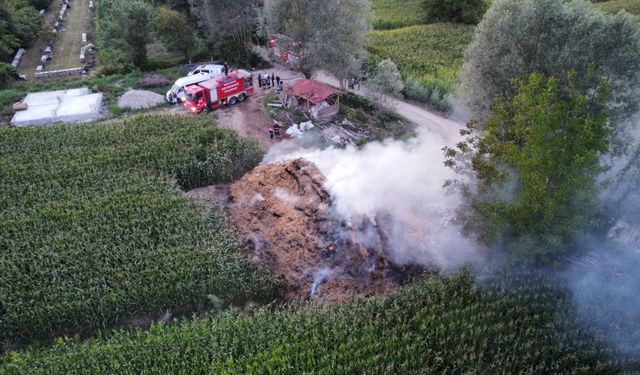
11;88;102;127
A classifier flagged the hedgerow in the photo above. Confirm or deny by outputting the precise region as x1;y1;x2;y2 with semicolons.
0;115;279;350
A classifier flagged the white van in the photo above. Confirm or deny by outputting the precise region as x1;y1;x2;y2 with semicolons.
187;64;225;77
166;67;225;104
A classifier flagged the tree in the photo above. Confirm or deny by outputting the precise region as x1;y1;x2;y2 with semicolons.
445;73;611;260
460;0;640;134
369;59;404;110
423;0;487;24
369;59;404;97
9;6;40;45
111;0;155;69
188;0;258;64
156;6;196;62
260;0;371;84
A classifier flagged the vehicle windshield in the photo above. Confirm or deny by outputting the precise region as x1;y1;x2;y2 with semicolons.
186;93;194;102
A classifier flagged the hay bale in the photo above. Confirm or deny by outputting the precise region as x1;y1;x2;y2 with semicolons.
13;102;28;111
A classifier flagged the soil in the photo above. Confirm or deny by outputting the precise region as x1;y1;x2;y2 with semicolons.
214;90;274;149
222;158;419;303
213;67;305;149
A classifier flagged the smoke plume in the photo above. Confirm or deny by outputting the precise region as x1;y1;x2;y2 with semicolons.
267;129;483;270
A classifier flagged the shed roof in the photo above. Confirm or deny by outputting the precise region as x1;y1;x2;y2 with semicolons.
287;79;341;105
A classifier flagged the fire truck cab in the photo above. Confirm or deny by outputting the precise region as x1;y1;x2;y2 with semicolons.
183;70;254;113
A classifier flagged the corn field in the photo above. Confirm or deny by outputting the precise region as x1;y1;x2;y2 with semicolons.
368;24;475;96
0;115;279;350
596;0;640;15
371;0;424;30
2;271;638;374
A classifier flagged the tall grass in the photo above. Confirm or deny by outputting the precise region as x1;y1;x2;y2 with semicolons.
0;115;279;350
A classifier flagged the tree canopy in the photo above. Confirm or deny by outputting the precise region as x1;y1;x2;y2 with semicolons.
460;0;640;136
260;0;371;83
446;73;611;260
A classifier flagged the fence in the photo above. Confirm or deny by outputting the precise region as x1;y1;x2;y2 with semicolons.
34;67;84;80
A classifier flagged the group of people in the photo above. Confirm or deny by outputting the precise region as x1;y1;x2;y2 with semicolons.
268;122;282;140
258;72;283;91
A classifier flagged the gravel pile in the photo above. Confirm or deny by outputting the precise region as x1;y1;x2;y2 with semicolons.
117;90;165;110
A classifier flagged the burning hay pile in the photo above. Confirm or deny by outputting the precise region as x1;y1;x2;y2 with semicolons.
228;158;421;302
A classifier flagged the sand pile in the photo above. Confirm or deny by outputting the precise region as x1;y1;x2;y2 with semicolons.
228;158;420;302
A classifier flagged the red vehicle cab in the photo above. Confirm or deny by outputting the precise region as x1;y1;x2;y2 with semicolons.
183;69;255;113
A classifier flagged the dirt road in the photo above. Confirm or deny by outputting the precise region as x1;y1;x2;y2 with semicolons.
48;0;91;71
312;71;464;144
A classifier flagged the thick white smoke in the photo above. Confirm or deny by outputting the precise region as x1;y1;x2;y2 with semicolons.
266;130;483;270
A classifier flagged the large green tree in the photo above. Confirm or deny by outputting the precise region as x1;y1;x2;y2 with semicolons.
446;73;611;260
460;0;640;135
187;0;257;64
155;6;197;62
111;0;155;69
260;0;371;85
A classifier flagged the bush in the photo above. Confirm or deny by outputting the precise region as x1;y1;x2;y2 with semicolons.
423;0;488;24
403;77;449;111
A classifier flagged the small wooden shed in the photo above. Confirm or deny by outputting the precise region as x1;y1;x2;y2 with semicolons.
284;79;342;122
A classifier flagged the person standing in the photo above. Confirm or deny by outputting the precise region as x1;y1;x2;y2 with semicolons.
258;73;263;88
271;73;275;87
276;76;281;86
223;62;229;76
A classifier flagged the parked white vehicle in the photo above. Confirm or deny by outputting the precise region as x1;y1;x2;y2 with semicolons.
187;64;225;77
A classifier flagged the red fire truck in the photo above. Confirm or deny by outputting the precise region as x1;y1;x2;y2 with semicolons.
183;69;255;113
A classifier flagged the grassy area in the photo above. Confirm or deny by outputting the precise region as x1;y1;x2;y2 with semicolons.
596;0;640;15
368;23;474;107
0;115;279;349
370;0;424;30
2;271;638;374
0;67;184;125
